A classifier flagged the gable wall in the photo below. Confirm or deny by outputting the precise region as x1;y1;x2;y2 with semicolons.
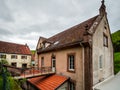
92;15;114;85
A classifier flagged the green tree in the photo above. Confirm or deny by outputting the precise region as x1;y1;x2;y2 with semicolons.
112;30;120;52
0;59;22;90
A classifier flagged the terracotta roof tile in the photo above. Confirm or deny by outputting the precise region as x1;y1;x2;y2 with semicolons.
0;41;31;55
38;15;100;53
28;74;69;90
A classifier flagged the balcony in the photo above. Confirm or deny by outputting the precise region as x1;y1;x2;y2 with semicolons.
3;65;55;79
16;66;55;79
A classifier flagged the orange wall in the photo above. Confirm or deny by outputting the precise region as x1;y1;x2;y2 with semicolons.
38;47;84;90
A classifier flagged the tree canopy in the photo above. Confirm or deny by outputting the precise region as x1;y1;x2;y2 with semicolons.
112;30;120;52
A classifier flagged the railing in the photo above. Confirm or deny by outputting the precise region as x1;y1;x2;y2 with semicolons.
3;65;55;78
24;67;52;74
21;66;55;77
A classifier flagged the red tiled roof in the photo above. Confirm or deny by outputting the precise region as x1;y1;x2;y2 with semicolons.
0;41;31;55
38;15;101;53
28;74;69;90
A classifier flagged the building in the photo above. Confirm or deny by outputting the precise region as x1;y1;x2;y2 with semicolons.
0;41;31;68
33;1;114;90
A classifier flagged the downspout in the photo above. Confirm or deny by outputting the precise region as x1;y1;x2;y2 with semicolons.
83;24;93;90
84;42;93;90
80;42;85;90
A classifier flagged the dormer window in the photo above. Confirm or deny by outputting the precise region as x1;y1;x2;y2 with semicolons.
44;43;50;48
54;41;59;45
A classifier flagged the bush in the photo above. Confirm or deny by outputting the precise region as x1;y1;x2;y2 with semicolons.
114;52;120;74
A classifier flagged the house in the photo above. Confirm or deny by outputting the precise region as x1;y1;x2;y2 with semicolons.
0;41;31;68
33;0;114;90
31;51;36;67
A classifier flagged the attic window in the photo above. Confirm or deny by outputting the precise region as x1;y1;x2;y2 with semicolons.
103;33;108;47
104;26;107;29
54;41;59;45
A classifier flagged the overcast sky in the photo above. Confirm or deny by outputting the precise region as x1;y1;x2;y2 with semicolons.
0;0;120;50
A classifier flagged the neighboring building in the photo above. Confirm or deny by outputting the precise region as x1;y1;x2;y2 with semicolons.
31;51;36;67
0;41;31;68
34;1;114;90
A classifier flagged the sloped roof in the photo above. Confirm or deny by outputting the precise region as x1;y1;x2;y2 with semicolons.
38;15;100;53
28;74;69;90
0;41;31;55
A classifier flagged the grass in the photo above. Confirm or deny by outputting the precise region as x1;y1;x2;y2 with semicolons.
114;52;120;74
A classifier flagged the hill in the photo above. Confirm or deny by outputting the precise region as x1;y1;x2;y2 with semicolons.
114;52;120;74
111;30;120;52
31;50;36;54
112;30;120;74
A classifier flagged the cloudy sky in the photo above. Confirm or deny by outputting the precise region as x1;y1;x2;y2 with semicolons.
0;0;119;50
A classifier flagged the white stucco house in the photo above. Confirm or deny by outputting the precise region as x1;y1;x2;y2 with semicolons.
0;40;31;68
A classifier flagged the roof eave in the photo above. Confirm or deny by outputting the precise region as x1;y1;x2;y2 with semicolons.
37;39;85;54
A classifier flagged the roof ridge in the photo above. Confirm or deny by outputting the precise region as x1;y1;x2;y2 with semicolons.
0;40;26;46
48;15;99;40
0;40;31;55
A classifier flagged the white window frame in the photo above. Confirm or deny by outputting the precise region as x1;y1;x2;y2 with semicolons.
21;55;27;59
11;55;17;59
0;54;6;59
68;54;75;72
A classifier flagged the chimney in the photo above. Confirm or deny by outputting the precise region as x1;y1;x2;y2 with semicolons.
99;0;106;16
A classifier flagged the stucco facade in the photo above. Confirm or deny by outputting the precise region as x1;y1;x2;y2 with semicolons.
37;47;84;90
92;15;114;86
0;41;32;68
0;53;31;68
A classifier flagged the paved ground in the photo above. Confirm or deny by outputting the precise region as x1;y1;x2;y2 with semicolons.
95;72;120;90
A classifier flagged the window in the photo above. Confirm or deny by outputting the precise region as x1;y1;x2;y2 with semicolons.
11;55;17;59
11;62;17;67
21;55;27;59
99;55;103;69
52;56;56;68
0;54;6;59
103;33;108;47
41;57;44;67
67;54;75;72
22;63;27;69
69;82;75;90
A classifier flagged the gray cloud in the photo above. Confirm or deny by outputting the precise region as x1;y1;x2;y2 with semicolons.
0;28;13;36
0;0;13;21
0;0;120;49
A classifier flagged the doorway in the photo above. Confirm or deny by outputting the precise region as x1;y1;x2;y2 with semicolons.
52;56;56;72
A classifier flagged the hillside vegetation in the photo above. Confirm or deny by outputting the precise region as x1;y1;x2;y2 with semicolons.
112;30;120;74
112;30;120;52
31;50;36;54
114;52;120;74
